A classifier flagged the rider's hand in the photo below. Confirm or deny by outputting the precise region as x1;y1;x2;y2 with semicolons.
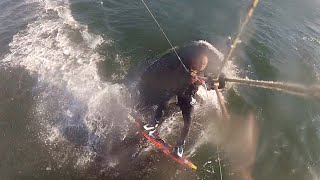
217;73;226;89
205;76;215;90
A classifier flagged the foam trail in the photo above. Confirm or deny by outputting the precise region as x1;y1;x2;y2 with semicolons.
2;0;131;171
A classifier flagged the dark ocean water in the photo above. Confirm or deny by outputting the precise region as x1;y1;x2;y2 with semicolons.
1;0;320;179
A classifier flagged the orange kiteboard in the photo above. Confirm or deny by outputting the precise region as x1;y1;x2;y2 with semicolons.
128;114;197;170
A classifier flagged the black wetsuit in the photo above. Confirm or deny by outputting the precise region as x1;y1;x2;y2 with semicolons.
138;41;221;146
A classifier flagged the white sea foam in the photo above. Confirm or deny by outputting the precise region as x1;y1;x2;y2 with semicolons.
3;0;129;170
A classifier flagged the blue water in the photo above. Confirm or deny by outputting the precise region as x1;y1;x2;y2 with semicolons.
0;0;320;179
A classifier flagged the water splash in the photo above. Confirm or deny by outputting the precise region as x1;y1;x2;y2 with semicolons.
3;0;132;172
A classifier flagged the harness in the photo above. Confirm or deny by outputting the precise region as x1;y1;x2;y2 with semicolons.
190;69;205;86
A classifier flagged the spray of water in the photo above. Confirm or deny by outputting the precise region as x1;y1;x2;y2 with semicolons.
2;0;135;174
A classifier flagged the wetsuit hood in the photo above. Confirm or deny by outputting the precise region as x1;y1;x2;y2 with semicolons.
177;40;224;74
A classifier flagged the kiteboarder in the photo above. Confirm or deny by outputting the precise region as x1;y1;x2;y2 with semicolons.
137;40;225;157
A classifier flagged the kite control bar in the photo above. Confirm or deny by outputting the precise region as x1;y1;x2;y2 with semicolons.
200;74;320;101
198;73;227;90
